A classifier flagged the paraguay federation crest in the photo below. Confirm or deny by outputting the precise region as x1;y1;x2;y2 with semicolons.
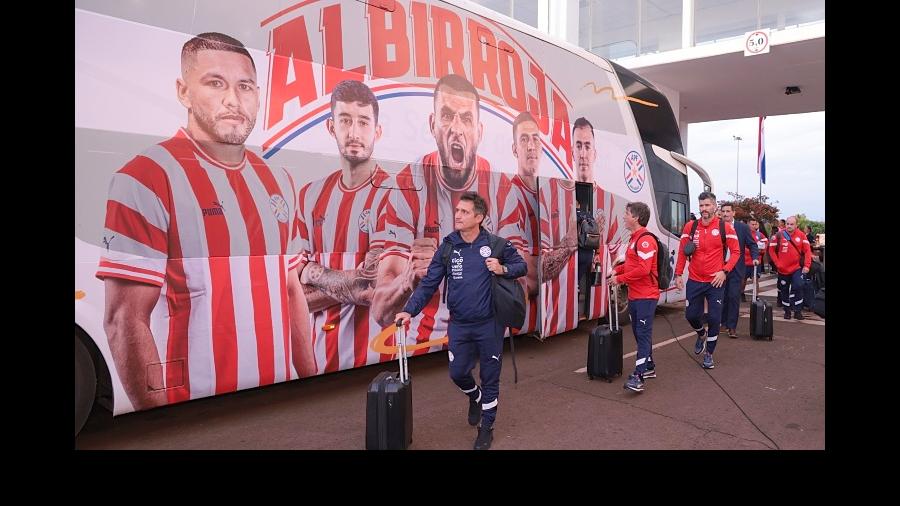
358;209;371;233
624;150;646;193
269;194;289;223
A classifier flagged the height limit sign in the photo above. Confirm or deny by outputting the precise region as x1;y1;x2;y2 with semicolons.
744;29;770;56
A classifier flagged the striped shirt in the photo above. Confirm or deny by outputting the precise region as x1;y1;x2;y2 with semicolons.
297;167;393;373
95;129;301;404
508;174;540;334
585;185;632;318
539;178;578;337
381;152;522;352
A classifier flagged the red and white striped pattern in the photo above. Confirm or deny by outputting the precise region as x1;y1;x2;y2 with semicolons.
584;185;633;319
539;178;578;337
508;175;541;334
96;129;301;403
297;167;393;373
382;152;522;352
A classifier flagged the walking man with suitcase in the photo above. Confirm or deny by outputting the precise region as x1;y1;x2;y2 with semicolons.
395;192;526;450
674;192;740;369
609;202;660;392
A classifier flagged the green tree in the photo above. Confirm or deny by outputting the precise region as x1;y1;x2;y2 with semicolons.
720;192;780;233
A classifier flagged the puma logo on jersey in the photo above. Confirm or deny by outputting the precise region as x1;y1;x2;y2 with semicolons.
491;355;500;361
202;201;225;217
453;249;462;256
716;299;721;304
639;319;646;325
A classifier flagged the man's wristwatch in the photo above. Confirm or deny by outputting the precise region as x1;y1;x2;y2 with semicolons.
502;265;509;274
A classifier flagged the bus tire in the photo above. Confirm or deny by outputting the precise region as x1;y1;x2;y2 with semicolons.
75;333;96;437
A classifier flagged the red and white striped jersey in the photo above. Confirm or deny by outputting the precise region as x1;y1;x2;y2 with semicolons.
296;167;393;373
539;178;577;337
380;152;522;351
95;129;301;404
508;175;540;334
585;184;629;319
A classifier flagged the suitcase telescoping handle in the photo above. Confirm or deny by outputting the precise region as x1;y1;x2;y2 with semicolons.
609;281;619;331
395;320;409;383
752;264;757;302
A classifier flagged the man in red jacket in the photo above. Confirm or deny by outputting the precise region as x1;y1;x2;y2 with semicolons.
674;192;740;370
768;216;812;320
610;202;660;392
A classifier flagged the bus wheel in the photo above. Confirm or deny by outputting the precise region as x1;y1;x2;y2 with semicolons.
75;334;96;436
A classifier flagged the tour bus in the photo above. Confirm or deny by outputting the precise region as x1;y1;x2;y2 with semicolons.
75;0;714;434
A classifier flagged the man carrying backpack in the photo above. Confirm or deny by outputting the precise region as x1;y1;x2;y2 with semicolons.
609;202;660;392
674;192;740;370
768;216;812;320
395;192;526;450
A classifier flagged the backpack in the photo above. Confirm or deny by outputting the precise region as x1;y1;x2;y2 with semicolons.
439;234;526;329
578;213;601;249
633;231;672;290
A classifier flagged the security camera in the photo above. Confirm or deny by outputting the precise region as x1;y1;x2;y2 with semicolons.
785;86;801;95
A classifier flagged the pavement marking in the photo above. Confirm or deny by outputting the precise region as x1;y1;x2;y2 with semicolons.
575;330;698;374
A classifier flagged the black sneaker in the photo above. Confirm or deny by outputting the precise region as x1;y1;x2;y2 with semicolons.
474;425;493;450
784;310;792;320
794;311;804;320
468;390;482;426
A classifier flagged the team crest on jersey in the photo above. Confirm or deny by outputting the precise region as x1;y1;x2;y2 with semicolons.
269;194;289;223
624;151;646;193
794;237;800;243
358;209;371;233
642;241;650;249
711;228;720;236
480;246;492;257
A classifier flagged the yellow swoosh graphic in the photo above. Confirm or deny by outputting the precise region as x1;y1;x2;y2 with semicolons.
370;324;449;354
582;82;658;107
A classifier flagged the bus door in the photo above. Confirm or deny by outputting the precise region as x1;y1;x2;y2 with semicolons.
536;176;579;338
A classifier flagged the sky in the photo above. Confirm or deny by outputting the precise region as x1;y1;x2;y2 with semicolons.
685;111;825;222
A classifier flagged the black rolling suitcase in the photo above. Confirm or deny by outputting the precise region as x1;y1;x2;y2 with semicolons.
587;283;623;382
749;266;773;340
365;323;413;450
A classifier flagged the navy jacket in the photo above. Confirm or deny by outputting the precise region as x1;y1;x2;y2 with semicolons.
403;228;526;324
731;220;759;277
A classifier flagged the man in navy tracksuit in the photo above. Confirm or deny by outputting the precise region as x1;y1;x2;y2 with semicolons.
720;203;758;338
396;192;526;450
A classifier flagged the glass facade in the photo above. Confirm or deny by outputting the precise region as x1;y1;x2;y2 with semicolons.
470;0;823;60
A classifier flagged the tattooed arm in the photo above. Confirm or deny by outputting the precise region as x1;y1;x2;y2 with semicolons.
300;248;382;309
541;224;577;281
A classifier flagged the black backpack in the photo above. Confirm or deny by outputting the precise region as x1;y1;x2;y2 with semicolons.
578;213;601;249
439;234;526;329
633;231;672;290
